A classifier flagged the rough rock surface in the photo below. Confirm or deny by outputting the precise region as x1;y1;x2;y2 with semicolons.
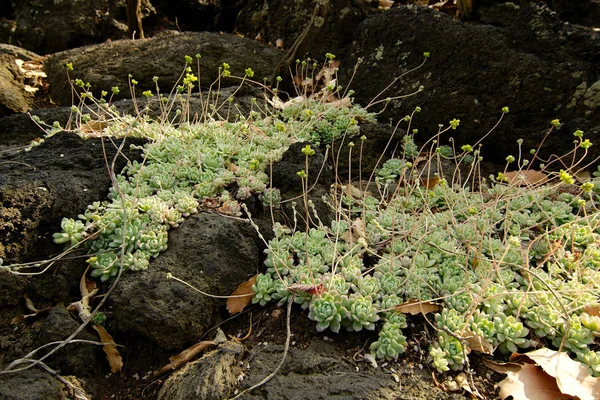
0;53;34;116
107;213;262;350
270;141;335;230
159;310;470;400
0;131;145;264
0;369;64;400
341;4;600;168
45;31;284;106
236;0;379;63
11;0;128;55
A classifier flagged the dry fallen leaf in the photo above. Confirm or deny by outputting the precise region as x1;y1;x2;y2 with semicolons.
393;300;441;315
79;120;108;134
504;170;549;186
517;348;600;400
483;358;523;374
93;324;123;373
12;294;51;324
455;372;484;399
421;176;441;189
154;341;216;376
226;274;257;314
462;330;494;354
379;0;394;9
496;363;570;400
583;305;600;317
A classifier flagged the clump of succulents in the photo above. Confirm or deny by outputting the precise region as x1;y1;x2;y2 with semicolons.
52;58;376;282
46;57;600;377
253;125;600;375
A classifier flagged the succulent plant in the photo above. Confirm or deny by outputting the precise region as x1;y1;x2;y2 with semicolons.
252;273;276;306
431;330;466;371
370;322;407;360
53;218;86;246
494;313;531;354
308;292;348;333
343;294;380;331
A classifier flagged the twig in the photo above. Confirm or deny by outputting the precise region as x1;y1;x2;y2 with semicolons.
230;295;294;399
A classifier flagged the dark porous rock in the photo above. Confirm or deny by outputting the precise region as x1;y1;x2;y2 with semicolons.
332;122;403;182
34;305;102;377
0;369;63;400
158;340;245;400
107;213;262;351
270;141;335;230
236;0;380;62
0;107;72;152
342;5;600;170
150;0;246;33
238;339;464;400
0;270;27;308
0;53;34;116
0;131;145;264
11;0;128;55
45;31;284;107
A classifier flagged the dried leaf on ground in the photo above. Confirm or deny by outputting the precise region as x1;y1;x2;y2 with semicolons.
393;300;441;315
496;363;570;400
226;274;257;314
462;331;494;354
79;120;108;135
93;324;123;373
482;358;522;374
515;348;600;400
154;341;216;376
421;176;440;189
504;170;549;186
379;0;394;9
455;372;484;399
487;348;600;400
583;305;600;317
341;217;366;244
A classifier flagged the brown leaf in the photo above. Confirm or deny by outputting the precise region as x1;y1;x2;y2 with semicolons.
497;363;572;400
11;307;51;325
483;358;523;374
462;331;494;354
584;305;600;317
379;0;394;9
393;300;441;315
24;293;39;313
288;283;325;295
519;348;600;400
79;120;108;134
421;176;440;189
455;372;484;399
226;274;257;314
504;170;549;186
154;341;216;376
93;325;123;373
